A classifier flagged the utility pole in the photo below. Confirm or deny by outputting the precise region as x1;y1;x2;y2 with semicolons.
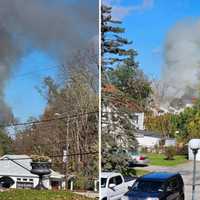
62;144;68;189
65;117;69;187
63;117;70;189
56;113;70;189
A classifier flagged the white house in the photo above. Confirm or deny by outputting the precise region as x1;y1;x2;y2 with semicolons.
165;138;176;147
132;113;145;130
135;131;161;149
135;130;176;150
0;155;65;189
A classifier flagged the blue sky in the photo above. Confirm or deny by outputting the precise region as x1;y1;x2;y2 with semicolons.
2;0;98;123
108;0;200;78
5;51;58;122
4;0;200;122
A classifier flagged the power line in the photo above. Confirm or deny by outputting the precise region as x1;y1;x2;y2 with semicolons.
1;110;98;128
11;65;59;80
14;137;98;150
22;139;97;146
0;151;99;161
102;111;135;117
10;65;94;81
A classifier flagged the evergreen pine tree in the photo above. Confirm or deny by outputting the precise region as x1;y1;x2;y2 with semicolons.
101;5;137;71
101;4;140;173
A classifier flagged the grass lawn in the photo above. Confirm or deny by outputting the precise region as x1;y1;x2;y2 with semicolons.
125;168;150;176
0;189;93;200
147;153;188;166
135;169;150;176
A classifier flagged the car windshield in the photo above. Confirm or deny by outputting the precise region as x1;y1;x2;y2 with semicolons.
132;180;164;193
101;178;107;188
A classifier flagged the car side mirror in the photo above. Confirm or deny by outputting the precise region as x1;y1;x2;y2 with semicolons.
109;183;116;189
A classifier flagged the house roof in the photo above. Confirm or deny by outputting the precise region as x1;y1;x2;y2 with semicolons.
135;130;176;140
135;130;162;138
0;155;36;178
0;155;64;179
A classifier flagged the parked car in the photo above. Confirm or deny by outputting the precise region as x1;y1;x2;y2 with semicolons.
128;151;149;165
101;172;136;200
121;172;184;200
117;150;149;166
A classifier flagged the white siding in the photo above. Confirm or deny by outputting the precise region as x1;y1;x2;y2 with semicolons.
136;136;160;148
165;139;176;147
132;113;145;130
0;176;39;189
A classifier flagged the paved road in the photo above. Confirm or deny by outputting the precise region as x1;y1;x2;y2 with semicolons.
136;161;200;200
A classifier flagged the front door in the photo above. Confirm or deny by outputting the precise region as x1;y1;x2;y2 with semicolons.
51;180;60;190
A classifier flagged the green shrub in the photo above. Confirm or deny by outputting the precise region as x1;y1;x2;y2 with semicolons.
164;146;176;160
176;146;188;156
30;155;51;162
74;177;94;191
74;176;87;190
141;147;148;153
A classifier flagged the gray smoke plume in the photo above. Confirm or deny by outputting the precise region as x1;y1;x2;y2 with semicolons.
0;0;98;123
159;19;200;106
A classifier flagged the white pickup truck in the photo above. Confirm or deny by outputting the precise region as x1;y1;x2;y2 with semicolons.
101;172;136;200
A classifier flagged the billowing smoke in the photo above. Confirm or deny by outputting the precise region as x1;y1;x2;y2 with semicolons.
0;0;98;123
158;19;200;106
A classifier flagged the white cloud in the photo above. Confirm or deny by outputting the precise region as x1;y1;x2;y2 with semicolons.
102;0;155;20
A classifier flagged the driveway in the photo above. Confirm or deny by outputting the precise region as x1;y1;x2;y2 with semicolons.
136;161;200;200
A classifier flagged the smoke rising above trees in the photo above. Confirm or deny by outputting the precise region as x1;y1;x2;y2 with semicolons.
0;0;98;122
158;19;200;106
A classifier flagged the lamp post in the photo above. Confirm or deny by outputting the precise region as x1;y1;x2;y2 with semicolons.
189;139;200;200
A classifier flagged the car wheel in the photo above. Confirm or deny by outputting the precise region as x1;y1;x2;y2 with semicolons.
102;198;107;200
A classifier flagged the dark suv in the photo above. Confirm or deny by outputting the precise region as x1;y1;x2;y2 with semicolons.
122;172;184;200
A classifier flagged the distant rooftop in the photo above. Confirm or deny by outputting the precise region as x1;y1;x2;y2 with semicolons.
135;130;161;138
135;130;176;140
0;154;36;177
0;155;63;179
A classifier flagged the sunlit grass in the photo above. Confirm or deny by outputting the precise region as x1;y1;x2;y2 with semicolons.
147;153;188;166
0;189;93;200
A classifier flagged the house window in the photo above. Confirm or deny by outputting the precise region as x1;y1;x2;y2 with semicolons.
23;179;27;181
17;178;21;181
29;179;33;182
132;115;139;124
16;182;33;189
